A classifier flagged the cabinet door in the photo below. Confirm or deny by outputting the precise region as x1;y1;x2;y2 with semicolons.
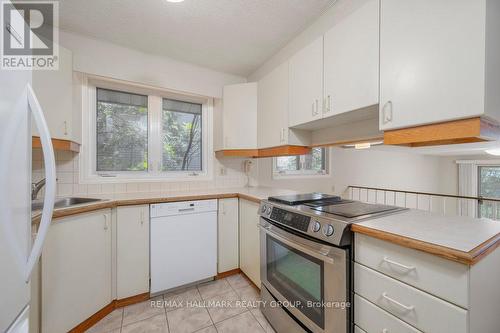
379;0;485;130
42;210;112;333
239;199;261;287
116;205;150;299
222;82;258;149
289;36;324;127
218;198;239;273
258;61;289;148
32;45;73;140
324;0;379;117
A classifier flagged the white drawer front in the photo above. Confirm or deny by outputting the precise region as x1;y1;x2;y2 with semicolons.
354;263;468;333
355;294;422;333
355;233;469;308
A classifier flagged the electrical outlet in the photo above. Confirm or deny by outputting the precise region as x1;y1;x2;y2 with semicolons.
331;185;336;193
219;167;227;176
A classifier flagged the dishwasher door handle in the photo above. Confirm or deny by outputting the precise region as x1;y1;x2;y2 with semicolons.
178;208;195;212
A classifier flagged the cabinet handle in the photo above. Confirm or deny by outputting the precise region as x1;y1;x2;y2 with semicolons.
220;202;226;215
382;101;393;124
103;214;108;230
383;256;415;272
140;210;144;225
63;121;68;136
326;95;331;113
311;102;315;116
315;99;319;116
382;329;389;333
382;292;414;312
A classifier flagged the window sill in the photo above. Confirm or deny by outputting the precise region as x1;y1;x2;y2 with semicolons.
79;173;213;184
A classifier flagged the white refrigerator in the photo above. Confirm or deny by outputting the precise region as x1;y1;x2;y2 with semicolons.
0;3;57;332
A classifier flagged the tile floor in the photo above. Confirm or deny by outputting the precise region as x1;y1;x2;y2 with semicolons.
86;274;275;333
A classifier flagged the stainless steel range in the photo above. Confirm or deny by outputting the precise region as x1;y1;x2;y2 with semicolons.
258;193;406;333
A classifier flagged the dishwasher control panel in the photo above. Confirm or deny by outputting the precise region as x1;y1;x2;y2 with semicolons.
150;199;218;218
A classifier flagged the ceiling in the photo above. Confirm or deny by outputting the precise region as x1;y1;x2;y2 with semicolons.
55;0;334;76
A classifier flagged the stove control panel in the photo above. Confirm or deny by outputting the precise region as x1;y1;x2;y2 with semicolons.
269;207;310;232
259;200;352;246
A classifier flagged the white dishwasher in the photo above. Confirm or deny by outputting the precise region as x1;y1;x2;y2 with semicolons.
150;199;217;294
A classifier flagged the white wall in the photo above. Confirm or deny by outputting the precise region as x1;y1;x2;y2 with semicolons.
257;148;459;196
60;30;246;98
32;31;252;197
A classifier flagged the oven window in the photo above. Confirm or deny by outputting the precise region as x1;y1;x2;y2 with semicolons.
266;235;324;328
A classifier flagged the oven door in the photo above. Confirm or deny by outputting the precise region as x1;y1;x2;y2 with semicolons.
259;218;349;333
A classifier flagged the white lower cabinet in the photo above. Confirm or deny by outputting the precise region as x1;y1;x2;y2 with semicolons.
354;233;500;333
41;209;112;333
355;233;469;308
116;205;150;299
355;263;467;333
239;199;261;287
218;198;239;273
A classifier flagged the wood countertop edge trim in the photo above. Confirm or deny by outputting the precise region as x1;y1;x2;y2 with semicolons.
351;224;500;265
32;192;262;223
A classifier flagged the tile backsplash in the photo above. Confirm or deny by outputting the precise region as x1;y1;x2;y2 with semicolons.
32;149;254;198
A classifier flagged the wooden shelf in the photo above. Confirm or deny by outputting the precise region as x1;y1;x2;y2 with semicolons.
256;145;310;158
383;117;500;147
32;136;80;153
215;145;310;159
215;149;259;158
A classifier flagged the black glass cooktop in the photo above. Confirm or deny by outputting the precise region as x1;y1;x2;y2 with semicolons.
268;193;340;206
311;202;401;218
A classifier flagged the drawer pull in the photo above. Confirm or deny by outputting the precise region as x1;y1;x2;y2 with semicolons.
383;257;415;272
382;292;414;312
382;330;388;333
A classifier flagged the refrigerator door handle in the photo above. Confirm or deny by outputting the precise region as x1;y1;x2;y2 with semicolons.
24;84;56;282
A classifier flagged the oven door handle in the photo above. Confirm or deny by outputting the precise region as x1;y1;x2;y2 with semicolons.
259;225;335;264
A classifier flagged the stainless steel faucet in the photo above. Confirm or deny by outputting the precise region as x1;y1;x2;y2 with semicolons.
31;178;46;200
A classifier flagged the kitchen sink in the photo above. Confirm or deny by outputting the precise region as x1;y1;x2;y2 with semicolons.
32;197;103;211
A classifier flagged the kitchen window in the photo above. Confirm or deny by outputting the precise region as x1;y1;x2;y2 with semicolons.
478;166;500;219
273;147;328;178
81;76;213;183
96;89;149;172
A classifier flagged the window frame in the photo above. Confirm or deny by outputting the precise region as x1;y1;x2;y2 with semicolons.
477;164;500;219
80;75;213;184
272;147;330;179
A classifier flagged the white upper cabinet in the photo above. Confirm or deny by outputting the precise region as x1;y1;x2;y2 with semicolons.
324;0;379;117
289;36;324;127
32;45;74;141
379;0;500;130
221;82;258;149
258;61;289;148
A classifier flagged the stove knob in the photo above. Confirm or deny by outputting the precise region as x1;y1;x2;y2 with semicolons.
261;205;267;214
323;224;334;237
266;207;272;214
312;220;321;232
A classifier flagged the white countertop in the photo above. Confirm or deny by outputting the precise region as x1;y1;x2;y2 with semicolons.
357;209;500;252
